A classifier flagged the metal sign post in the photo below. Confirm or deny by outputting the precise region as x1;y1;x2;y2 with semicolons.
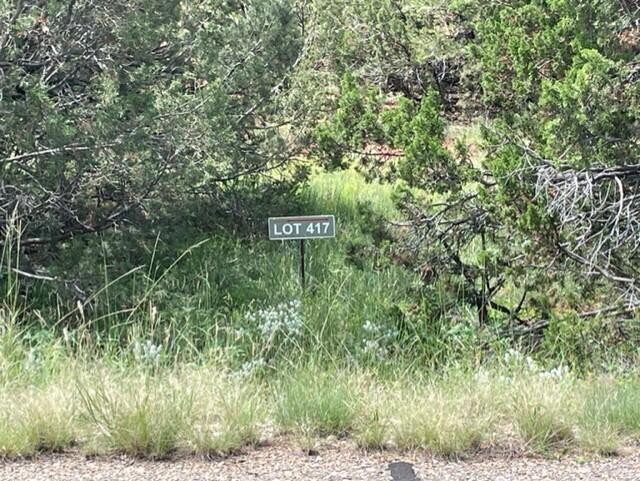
300;239;305;290
268;215;336;290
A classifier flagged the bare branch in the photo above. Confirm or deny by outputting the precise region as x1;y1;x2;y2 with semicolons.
0;0;25;57
1;143;118;165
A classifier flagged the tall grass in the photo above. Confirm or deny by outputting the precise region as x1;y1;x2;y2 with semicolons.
6;169;621;371
509;378;575;453
274;367;358;437
1;348;640;459
0;382;76;457
388;377;495;456
2;170;640;460
0;169;423;370
304;168;399;222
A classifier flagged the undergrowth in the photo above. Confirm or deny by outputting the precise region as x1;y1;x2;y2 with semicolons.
2;170;640;459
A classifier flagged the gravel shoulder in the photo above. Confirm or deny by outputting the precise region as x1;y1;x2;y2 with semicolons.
2;443;639;481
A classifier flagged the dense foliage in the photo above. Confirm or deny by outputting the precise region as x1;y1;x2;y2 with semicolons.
1;0;639;367
1;0;304;251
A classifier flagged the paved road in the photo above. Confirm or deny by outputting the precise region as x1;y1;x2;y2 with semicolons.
1;445;639;481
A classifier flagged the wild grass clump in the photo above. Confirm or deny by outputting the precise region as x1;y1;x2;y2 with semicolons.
274;367;357;439
76;365;268;458
387;376;495;457
508;378;575;453
77;370;191;458
352;380;389;450
575;380;622;455
0;382;77;458
182;368;266;456
602;378;640;436
573;376;640;454
351;370;497;456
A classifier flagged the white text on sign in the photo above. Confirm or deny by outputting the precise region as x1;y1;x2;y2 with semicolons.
268;215;336;240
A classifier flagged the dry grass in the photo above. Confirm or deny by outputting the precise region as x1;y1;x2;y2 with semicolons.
1;361;640;459
0;381;77;457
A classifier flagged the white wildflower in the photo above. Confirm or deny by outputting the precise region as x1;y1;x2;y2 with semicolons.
133;339;163;366
24;348;42;371
539;364;569;380
360;320;398;360
240;357;267;377
245;299;303;340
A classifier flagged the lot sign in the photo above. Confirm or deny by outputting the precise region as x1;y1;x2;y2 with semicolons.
268;215;335;240
268;215;336;290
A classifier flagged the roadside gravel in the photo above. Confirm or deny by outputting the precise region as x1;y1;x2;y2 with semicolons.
1;443;639;481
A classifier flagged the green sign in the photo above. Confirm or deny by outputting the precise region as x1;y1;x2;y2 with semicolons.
268;215;336;240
